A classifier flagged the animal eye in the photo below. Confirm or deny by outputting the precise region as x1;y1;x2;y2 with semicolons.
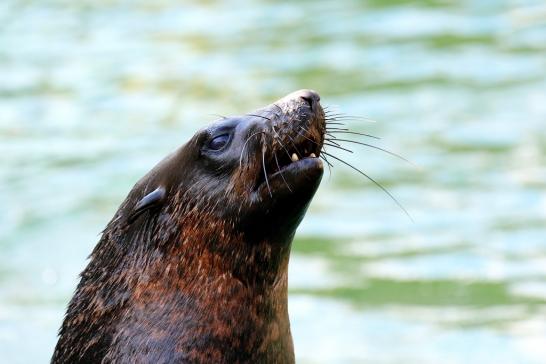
208;134;230;150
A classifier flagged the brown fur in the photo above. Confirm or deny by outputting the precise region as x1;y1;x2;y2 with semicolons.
52;90;324;363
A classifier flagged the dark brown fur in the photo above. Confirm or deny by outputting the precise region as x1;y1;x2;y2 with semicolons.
52;90;325;363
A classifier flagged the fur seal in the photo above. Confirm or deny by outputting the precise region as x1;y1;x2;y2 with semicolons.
52;89;325;363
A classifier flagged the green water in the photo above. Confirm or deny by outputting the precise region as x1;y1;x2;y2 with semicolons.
1;0;546;363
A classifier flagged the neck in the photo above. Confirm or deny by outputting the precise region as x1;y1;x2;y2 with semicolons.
109;221;295;363
53;205;296;364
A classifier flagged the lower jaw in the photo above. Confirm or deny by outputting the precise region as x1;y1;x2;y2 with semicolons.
270;154;321;176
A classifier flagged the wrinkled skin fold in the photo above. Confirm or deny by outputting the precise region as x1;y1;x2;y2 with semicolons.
52;89;326;364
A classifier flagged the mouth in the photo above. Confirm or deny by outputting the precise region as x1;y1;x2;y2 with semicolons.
268;133;323;179
252;122;324;195
248;89;326;195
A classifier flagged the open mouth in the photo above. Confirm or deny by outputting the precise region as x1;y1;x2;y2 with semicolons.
253;126;324;192
268;134;322;177
249;89;326;193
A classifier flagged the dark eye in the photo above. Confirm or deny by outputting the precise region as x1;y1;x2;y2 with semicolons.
208;134;230;151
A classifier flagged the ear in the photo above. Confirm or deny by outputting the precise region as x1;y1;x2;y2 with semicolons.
128;186;166;223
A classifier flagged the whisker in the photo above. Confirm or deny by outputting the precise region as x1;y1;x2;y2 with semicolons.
324;137;342;147
247;113;271;121
209;114;228;119
325;138;415;166
274;103;282;111
327;116;376;122
272;126;297;162
327;130;380;140
297;123;333;177
326;127;349;131
286;134;304;157
320;153;334;169
262;148;272;197
297;126;325;148
324;143;353;153
321;151;413;222
321;154;334;168
274;153;292;192
239;131;265;168
324;111;377;123
298;125;345;152
320;152;333;180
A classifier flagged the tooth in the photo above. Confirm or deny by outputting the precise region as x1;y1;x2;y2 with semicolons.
310;153;316;158
291;153;299;162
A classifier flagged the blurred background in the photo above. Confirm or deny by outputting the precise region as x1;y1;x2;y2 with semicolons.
1;0;545;363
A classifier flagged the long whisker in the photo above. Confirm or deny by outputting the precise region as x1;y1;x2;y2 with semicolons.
324;143;353;153
298;125;345;151
326;127;349;131
270;125;294;192
324;138;342;147
320;149;333;180
296;124;333;178
239;131;265;168
325;113;370;119
297;124;346;159
297;125;325;147
286;134;303;157
262;148;272;197
273;103;283;114
324;112;376;122
321;153;334;168
325;138;415;166
208;114;228;119
321;151;413;222
272;126;296;162
274;153;292;192
323;107;365;116
327;118;376;124
247;113;271;121
327;130;380;139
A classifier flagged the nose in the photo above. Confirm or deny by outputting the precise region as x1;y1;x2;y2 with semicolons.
294;89;321;108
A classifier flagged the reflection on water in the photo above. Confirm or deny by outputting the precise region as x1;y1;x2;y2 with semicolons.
1;1;545;363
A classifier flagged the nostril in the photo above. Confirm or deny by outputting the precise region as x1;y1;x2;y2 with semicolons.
297;89;320;109
300;95;314;108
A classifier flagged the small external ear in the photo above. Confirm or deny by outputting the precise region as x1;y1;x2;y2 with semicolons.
128;186;166;223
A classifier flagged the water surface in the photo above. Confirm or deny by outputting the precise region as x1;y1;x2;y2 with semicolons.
1;1;545;363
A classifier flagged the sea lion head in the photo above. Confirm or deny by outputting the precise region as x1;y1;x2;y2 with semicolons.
123;89;325;244
52;91;324;363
